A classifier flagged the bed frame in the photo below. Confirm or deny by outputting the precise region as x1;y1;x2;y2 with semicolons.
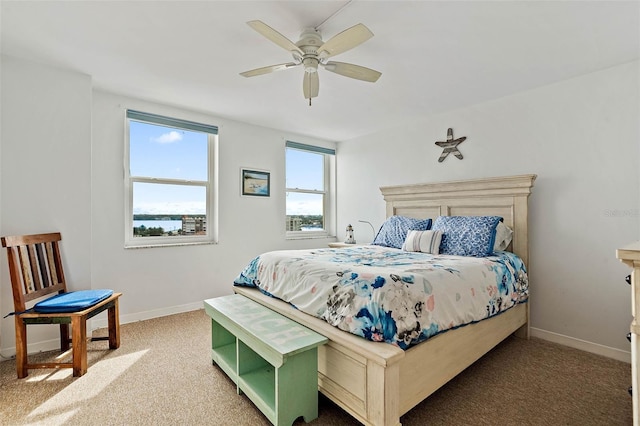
235;174;536;426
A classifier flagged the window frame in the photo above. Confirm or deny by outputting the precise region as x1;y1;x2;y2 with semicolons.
124;110;218;248
285;141;336;240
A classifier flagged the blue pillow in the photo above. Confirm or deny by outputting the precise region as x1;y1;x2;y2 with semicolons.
33;289;114;313
432;216;502;257
372;216;432;249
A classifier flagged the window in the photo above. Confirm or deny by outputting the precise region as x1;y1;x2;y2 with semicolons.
285;141;335;238
125;110;218;247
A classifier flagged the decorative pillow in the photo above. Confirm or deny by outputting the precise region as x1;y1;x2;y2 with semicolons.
432;215;502;257
372;216;432;249
493;221;513;251
402;230;443;254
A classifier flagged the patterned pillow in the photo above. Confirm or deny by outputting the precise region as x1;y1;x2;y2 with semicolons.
493;221;513;251
402;230;443;254
432;216;502;257
372;216;432;249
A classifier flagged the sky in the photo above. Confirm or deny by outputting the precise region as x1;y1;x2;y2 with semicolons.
130;120;207;215
285;148;324;216
130;120;323;216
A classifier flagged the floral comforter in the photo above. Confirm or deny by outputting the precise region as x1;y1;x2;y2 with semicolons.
233;245;528;349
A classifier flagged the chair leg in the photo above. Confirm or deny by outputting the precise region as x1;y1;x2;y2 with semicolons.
108;300;120;349
71;316;87;377
60;323;70;352
14;317;28;379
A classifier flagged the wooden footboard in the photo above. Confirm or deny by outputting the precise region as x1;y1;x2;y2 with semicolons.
318;342;402;425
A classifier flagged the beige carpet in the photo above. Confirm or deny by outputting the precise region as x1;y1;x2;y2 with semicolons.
0;310;632;425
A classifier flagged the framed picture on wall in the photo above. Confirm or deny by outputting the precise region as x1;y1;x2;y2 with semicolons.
241;168;270;197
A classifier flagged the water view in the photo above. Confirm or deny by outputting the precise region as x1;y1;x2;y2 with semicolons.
133;220;182;231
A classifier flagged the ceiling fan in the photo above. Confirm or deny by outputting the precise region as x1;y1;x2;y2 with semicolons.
240;20;382;105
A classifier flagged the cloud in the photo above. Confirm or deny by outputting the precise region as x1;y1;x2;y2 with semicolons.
152;131;183;144
286;199;322;216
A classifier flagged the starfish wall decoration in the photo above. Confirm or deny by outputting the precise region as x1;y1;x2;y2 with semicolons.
435;128;467;162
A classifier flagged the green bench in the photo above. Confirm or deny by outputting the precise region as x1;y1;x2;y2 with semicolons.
204;294;328;426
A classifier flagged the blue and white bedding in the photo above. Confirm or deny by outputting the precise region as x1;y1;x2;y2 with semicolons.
234;245;528;349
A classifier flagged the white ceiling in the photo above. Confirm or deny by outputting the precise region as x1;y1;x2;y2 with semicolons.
2;1;638;141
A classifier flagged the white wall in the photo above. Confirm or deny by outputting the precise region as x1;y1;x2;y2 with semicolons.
91;91;336;325
336;60;640;358
0;55;336;355
0;55;93;354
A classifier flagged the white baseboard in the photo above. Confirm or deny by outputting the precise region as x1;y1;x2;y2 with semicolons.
0;337;62;360
0;302;204;358
531;327;631;364
90;301;204;330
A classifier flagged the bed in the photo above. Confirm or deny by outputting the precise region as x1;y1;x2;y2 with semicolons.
234;174;536;426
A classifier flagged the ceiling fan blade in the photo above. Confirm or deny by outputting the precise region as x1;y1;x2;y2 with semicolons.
303;72;319;99
317;23;373;59
247;20;304;56
240;62;299;78
321;61;381;82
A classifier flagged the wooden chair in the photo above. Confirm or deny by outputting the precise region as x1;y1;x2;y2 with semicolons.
2;232;122;378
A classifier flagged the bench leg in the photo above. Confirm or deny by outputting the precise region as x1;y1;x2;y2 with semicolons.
72;316;88;377
276;349;319;426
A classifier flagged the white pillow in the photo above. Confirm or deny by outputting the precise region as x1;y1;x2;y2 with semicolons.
493;222;513;251
402;230;443;254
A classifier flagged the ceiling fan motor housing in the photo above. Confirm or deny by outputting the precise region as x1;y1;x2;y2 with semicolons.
296;28;324;72
297;28;322;50
296;28;323;51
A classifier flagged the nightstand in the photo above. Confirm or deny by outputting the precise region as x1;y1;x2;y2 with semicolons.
328;242;362;248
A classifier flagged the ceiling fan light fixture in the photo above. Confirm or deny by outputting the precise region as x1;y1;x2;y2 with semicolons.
303;57;319;73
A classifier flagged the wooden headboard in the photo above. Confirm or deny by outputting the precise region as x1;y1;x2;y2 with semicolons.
379;174;537;266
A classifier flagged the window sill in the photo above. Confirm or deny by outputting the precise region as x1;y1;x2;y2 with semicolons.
286;233;335;241
124;240;217;249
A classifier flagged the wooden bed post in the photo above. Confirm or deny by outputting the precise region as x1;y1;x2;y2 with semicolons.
367;360;402;426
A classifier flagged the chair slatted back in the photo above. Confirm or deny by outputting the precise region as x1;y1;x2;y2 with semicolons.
1;232;67;311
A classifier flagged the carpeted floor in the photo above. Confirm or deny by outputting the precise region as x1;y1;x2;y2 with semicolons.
0;309;632;425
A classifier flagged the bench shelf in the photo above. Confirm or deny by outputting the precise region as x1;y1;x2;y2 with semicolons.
204;294;327;426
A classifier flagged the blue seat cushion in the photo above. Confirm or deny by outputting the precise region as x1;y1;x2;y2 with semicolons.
34;289;114;313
